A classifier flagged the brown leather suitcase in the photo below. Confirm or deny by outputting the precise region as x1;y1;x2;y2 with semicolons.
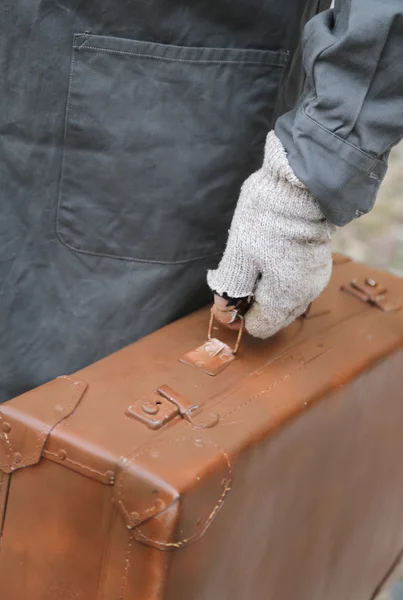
1;255;403;600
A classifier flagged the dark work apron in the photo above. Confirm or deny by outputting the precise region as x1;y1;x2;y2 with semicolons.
0;0;331;402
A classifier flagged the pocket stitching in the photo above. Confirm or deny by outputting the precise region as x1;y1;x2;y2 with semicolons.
56;45;79;255
58;234;225;265
79;44;287;67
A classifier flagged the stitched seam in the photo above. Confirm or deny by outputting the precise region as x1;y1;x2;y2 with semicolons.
0;411;14;467
134;463;231;549
1;375;85;470
221;346;331;420
221;361;307;419
118;436;226;520
118;437;183;522
75;44;286;67
44;451;110;479
118;436;231;548
55;44;76;252
133;504;161;520
0;433;13;456
134;488;228;548
22;427;47;466
21;376;84;467
0;473;10;538
302;107;387;168
18;376;85;471
119;531;133;600
271;50;290;125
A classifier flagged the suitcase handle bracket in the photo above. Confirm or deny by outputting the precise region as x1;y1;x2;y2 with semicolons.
341;278;401;313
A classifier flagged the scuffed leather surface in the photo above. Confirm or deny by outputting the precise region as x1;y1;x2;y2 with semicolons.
0;376;87;474
1;260;403;598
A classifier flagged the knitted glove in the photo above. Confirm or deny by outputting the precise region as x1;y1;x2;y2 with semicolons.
207;131;334;339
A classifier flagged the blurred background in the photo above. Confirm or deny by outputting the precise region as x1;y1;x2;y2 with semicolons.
334;143;403;275
335;142;403;599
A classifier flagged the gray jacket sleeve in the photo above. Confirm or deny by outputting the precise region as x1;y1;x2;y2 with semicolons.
275;0;403;226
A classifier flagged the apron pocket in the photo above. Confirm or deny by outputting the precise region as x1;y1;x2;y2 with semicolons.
57;33;288;264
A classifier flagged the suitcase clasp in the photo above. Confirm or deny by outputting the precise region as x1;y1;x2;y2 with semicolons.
126;385;219;430
341;278;401;313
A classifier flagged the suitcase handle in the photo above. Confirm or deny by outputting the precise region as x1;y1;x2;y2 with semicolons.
207;311;244;355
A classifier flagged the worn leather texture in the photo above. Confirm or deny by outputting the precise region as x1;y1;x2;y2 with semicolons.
1;256;403;600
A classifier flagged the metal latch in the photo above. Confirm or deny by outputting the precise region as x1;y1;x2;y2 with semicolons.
341;278;401;313
126;385;219;430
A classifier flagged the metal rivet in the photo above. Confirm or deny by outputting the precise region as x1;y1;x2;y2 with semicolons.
365;278;377;288
2;422;11;433
13;453;22;465
154;499;165;511
58;449;67;461
106;470;115;483
141;401;159;415
130;512;141;526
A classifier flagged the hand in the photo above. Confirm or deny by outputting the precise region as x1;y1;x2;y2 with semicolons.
207;132;334;339
211;294;245;332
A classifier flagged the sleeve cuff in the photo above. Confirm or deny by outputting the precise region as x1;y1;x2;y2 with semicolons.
275;105;388;226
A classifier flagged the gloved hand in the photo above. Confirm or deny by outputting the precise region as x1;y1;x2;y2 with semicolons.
207;131;334;339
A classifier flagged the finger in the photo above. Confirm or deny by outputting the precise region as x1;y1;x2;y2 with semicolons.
211;303;242;329
213;293;244;312
213;294;238;312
